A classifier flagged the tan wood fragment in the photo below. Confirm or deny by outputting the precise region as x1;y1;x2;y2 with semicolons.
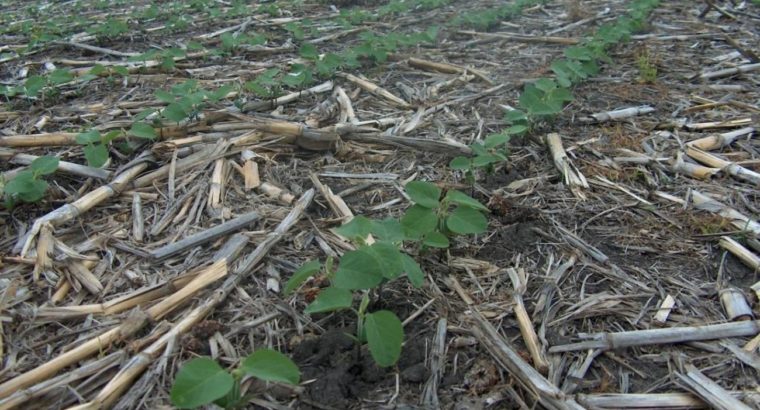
675;364;754;410
507;268;549;374
341;73;411;109
131;193;144;243
546;133;588;199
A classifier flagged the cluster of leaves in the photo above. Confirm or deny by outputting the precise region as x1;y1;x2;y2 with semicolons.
87;17;129;41
2;156;59;208
149;79;234;124
354;28;438;63
501;0;661;135
286;181;488;367
0;68;73;99
449;130;516;183
219;31;266;55
452;0;544;30
171;349;299;409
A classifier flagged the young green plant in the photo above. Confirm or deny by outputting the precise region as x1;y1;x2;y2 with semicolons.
285;216;427;367
400;181;489;248
170;349;300;409
2;156;59;208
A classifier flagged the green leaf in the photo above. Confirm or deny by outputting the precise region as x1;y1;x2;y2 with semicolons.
304;286;353;314
400;253;424;287
284;260;321;295
299;43;319;60
484;133;510;149
129;122;156;139
30;156;59;175
472;154;500;167
405;181;440;208
100;130;123;145
76;130;101;145
400;205;438;238
449;156;471;170
369;218;405;243
134;109;156;121
470;142;488;156
364;311;403;367
533;78;557;93
112;66;129;76
334;215;372;241
446;206;488;235
423;231;450;248
240;349;300;385
84;143;109;168
24;76;46;96
155;90;175;103
163;102;188;122
504;110;528;124
5;172;48;203
170;357;234;409
208;85;233;102
333;248;384;290
363;241;405;280
445;190;489;211
504;124;528;135
48;69;73;85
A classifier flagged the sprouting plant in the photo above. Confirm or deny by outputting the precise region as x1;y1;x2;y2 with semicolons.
281;64;313;90
20;68;74;99
518;78;574;118
76;123;155;168
81;64;129;84
220;32;265;55
88;17;129;41
286;217;426;367
2;156;59;208
244;68;282;99
635;47;657;83
153;80;233;123
400;181;489;248
170;349;300;409
449;128;519;183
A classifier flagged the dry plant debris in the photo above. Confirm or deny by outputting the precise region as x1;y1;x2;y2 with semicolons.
1;0;760;409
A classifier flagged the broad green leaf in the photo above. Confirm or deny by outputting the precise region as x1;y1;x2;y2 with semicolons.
484;133;510;149
112;66;129;76
207;84;233;102
445;190;489;211
505;124;528;135
405;181;440;208
333;248;384;290
134;108;156;121
364;241;405;280
89;64;107;76
101;130;122;144
364;311;403;367
423;231;450;248
84;143;109;168
504;110;528;124
299;43;319;60
241;349;300;385
449;156;471;170
30;156;59;175
170;357;234;409
533;78;557;93
400;253;424;288
129;122;157;139
370;218;405;243
24;76;46;96
400;205;437;238
334;215;372;241
162;102;188;122
446;206;488;235
470;142;488;156
472;154;500;167
564;46;594;61
76;130;101;145
155;90;175;103
48;69;73;85
304;286;353;314
5;172;48;203
284;260;321;295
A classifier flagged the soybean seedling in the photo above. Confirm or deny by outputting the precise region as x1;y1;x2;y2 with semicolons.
171;349;300;409
2;156;59;208
400;181;489;248
285;217;426;367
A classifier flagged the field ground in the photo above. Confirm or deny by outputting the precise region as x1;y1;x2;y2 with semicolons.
1;0;760;409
